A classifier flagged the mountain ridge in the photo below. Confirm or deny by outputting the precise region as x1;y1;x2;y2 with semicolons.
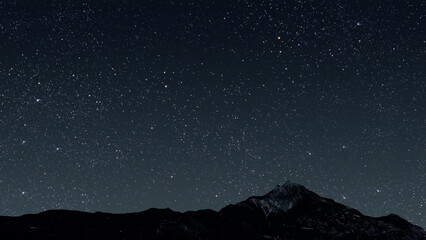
1;181;424;240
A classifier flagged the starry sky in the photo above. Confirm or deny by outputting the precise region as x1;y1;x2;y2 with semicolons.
0;0;425;227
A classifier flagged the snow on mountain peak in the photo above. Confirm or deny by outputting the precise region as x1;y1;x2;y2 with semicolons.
238;180;315;217
270;180;304;193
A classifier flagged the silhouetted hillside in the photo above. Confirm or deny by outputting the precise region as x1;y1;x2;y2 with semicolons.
0;181;424;239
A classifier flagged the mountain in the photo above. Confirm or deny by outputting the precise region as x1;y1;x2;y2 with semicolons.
0;181;424;240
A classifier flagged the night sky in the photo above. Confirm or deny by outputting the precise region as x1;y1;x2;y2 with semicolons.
0;0;425;227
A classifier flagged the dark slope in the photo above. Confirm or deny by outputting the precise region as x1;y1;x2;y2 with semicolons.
1;181;424;240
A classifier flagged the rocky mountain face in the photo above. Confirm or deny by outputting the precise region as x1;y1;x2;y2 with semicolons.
1;181;424;240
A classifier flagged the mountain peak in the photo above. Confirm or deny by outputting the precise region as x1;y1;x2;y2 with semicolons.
266;180;316;201
269;180;305;194
237;180;318;217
